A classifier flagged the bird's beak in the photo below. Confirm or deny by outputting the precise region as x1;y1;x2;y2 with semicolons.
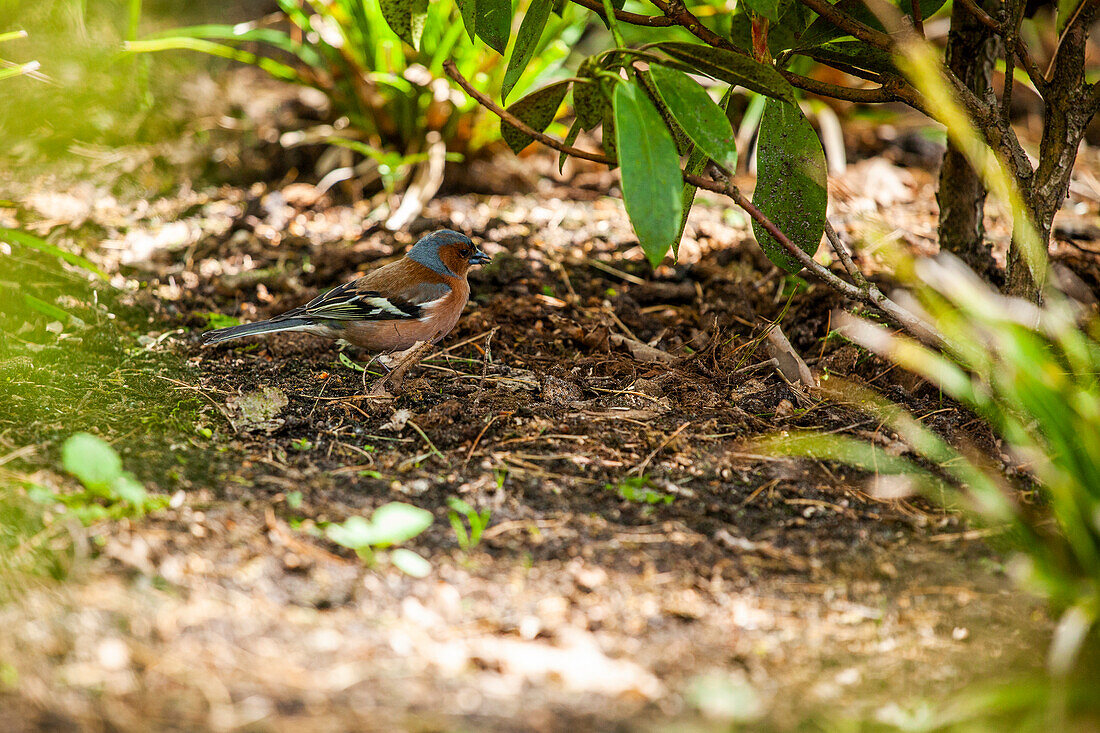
469;250;491;266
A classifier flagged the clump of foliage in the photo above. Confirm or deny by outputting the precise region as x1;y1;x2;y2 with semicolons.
128;0;585;176
325;501;434;576
40;432;167;523
447;496;490;550
431;0;1097;324
771;256;1100;681
0;433;165;599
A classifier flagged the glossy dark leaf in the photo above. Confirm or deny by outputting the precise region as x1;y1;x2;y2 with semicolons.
636;69;692;155
677;145;709;256
601;109;618;166
572;79;607;130
798;0;948;49
455;0;477;41
729;0;812;54
676;88;734;255
477;0;512;54
613;80;683;267
795;39;898;75
751;99;826;272
560;119;581;173
380;0;430;48
500;81;570;154
742;0;781;23
648;65;737;171
502;0;553;103
655;43;795;103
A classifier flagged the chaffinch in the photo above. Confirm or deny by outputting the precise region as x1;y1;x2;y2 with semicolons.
202;229;490;360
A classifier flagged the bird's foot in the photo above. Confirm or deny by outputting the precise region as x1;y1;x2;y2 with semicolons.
366;340;433;397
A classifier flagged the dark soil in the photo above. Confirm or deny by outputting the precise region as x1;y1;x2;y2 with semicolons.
0;167;1065;729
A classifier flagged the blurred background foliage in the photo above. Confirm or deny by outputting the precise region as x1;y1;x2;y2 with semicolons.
1;0;1099;728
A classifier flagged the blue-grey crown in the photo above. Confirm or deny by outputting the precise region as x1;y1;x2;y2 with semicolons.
406;229;473;276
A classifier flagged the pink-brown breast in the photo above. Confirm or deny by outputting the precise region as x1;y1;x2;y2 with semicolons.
340;273;470;352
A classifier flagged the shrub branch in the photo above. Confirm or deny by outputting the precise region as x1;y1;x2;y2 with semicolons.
443;60;942;345
568;0;674;26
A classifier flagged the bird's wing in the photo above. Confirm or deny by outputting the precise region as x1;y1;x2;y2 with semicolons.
279;275;451;323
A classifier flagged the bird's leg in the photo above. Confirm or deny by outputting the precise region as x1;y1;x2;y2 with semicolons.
359;352;387;391
367;340;434;397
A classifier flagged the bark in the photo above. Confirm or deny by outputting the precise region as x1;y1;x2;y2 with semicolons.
935;0;1000;275
1006;2;1099;299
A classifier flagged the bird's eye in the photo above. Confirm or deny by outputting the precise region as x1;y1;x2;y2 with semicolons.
460;249;471;258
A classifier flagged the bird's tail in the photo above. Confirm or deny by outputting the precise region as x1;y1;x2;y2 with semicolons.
202;318;314;345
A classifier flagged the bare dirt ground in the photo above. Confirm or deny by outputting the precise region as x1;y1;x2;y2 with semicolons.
6;152;1090;729
5;64;1100;730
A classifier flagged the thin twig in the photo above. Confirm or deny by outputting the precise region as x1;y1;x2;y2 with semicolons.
795;0;894;50
910;0;925;36
472;327;498;405
151;374;238;434
954;0;1048;95
465;411;512;465
630;421;690;475
569;0;674;25
444;60;610;164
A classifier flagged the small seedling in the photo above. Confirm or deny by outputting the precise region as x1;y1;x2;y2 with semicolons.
606;475;674;505
325;502;433;577
447;497;491;551
290;437;313;452
33;433;167;524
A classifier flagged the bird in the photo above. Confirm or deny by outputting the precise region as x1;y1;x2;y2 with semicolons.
202;229;490;392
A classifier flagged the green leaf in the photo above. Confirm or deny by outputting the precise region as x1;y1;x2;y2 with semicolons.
379;0;430;48
751;99;827;272
110;474;148;506
476;0;512;54
613;80;683;268
794;39;898;75
729;0;813;55
655;43;795;103
23;294;74;324
391;548;432;577
125;37;302;82
743;0;782;23
572;78;607;131
369;502;434;546
455;0;478;41
501;80;570;154
798;0;948;49
145;24;325;68
678;145;710;256
502;0;553;103
326;515;375;549
648;65;737;171
0;228;107;279
560;119;581;173
62;433;123;489
601;108;618;165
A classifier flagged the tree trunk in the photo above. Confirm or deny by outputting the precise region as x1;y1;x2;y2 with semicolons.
936;0;1000;276
1005;3;1099;299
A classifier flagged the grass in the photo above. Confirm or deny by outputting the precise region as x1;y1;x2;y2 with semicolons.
767;254;1100;726
0;226;233;598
